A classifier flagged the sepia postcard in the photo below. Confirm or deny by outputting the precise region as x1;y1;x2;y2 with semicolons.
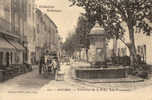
0;0;152;100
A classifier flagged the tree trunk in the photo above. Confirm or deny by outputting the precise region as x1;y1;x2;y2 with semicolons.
128;24;137;66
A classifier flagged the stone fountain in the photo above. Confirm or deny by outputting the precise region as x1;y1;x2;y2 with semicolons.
75;22;129;79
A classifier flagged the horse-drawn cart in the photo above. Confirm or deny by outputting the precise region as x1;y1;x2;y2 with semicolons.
41;55;56;79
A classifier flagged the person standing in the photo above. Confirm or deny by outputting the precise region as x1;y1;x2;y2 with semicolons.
39;55;44;74
51;59;57;79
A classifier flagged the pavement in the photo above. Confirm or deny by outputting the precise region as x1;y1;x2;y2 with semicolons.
0;63;93;92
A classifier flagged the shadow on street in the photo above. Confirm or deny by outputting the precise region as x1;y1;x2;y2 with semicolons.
1;67;54;90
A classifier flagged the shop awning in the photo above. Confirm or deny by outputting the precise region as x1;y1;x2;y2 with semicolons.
10;40;25;50
0;37;15;50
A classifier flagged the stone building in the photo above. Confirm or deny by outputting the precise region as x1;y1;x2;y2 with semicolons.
24;0;36;64
0;0;25;67
35;9;44;62
35;9;60;62
113;22;152;65
0;0;61;65
10;0;36;64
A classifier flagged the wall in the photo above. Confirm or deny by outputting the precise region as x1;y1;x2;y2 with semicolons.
23;0;36;64
0;0;11;32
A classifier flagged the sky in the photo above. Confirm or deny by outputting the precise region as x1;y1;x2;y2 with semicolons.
36;0;84;41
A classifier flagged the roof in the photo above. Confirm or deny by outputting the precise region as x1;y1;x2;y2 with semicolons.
10;40;25;50
43;14;58;29
88;22;105;36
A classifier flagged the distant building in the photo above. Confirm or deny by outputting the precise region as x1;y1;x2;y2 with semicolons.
35;9;60;62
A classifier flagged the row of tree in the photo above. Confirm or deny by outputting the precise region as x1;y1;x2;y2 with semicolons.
62;15;94;61
69;0;152;66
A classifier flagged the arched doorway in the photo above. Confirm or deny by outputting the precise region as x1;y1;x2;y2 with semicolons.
6;52;9;66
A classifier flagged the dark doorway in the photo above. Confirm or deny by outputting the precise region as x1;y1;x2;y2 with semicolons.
0;52;3;66
6;52;9;66
10;52;13;64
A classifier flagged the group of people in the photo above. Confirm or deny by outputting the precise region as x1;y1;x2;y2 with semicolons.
39;54;59;76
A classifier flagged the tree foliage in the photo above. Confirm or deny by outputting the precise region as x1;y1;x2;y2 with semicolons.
63;15;95;57
62;31;81;56
69;0;152;65
75;15;95;49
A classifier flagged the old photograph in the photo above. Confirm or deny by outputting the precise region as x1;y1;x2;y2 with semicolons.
0;0;152;100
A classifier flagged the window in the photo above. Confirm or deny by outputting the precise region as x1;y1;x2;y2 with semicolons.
29;4;31;17
122;48;127;56
137;45;147;63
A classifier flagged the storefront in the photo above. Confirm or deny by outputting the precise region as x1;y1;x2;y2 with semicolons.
0;36;25;67
9;40;25;64
0;37;16;67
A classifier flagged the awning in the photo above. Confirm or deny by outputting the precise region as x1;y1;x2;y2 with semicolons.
10;40;25;50
0;37;15;50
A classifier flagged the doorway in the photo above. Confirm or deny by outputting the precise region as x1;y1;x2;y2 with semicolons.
6;52;9;66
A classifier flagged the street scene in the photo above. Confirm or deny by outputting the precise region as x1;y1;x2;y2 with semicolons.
0;0;152;100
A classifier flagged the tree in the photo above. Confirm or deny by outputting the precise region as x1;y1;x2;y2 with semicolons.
62;31;82;57
70;0;152;65
75;15;95;61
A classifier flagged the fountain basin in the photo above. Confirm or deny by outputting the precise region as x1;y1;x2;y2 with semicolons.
75;66;130;79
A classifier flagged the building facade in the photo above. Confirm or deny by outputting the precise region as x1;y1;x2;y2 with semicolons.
11;0;37;64
35;9;60;62
113;23;152;65
24;0;36;64
0;0;25;67
0;0;60;65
